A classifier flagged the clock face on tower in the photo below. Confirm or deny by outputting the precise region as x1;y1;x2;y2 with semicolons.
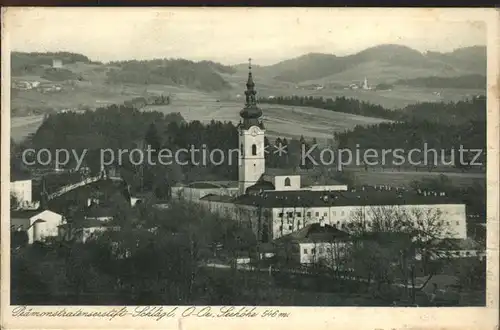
249;126;260;137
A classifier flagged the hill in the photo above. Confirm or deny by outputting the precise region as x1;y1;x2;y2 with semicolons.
248;44;486;85
11;51;93;76
106;59;232;91
11;52;233;92
11;46;486;118
425;46;486;74
395;74;486;89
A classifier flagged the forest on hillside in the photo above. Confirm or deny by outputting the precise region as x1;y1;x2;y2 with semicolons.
395;74;486;89
16;105;240;191
106;59;233;91
11;52;93;76
261;95;486;124
11;52;234;91
267;45;485;83
334;120;485;152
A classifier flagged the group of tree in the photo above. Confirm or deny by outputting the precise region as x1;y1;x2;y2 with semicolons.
261;95;396;119
410;175;486;236
16;105;242;194
11;199;262;305
106;59;232;92
334;120;485;153
123;94;170;109
395;74;486;89
11;51;91;76
260;94;486;124
41;68;77;81
264;135;317;171
277;204;485;306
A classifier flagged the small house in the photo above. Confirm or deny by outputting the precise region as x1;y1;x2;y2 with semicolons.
11;209;64;244
274;223;351;267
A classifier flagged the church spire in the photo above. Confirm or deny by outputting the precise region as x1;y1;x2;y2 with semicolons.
240;58;262;129
245;58;256;106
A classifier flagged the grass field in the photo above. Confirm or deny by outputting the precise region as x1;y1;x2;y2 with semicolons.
9;61;483;142
345;168;486;188
224;67;485;109
143;100;389;142
11;115;44;141
11;96;389;143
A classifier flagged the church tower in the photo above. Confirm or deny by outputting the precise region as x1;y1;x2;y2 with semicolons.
238;59;265;195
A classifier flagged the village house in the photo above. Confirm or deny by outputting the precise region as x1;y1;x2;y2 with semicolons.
274;223;351;267
11;209;65;244
58;218;120;243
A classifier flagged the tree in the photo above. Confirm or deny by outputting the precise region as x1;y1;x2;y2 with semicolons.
144;123;161;153
10;193;20;210
347;205;453;304
11;230;29;250
316;238;352;281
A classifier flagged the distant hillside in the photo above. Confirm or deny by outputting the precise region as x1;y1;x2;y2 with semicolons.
11;52;234;92
11;51;92;76
426;46;487;74
396;74;486;89
106;59;231;92
254;45;486;84
198;60;236;74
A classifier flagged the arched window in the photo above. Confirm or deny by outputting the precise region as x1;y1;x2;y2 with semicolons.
240;143;244;156
252;144;257;155
284;177;291;186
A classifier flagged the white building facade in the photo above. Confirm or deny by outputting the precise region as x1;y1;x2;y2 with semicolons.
11;210;64;244
10;179;32;206
270;203;467;240
239;126;266;194
199;193;467;242
238;60;266;195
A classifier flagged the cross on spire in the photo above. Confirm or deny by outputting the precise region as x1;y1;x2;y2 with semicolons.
248;58;252;71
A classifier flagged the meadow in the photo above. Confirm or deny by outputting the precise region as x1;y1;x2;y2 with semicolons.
345;168;486;188
143;100;389;142
10;60;484;143
11;83;389;143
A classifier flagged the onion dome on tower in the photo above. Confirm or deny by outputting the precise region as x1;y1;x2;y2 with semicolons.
239;58;263;129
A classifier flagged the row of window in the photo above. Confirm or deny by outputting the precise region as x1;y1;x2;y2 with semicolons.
303;248;475;257
278;211;346;218
276;212;461;227
278;220;461;232
303;247;338;255
279;224;303;231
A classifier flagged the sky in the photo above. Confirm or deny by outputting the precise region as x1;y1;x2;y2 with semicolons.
5;8;488;65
